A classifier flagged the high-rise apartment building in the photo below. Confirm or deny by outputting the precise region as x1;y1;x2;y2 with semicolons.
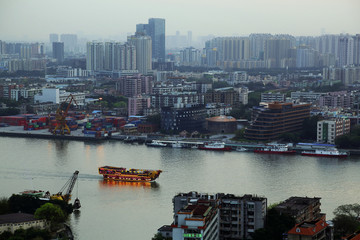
104;42;115;71
136;18;165;62
264;39;291;68
113;43;136;71
179;47;201;66
49;34;59;44
86;42;104;71
249;33;272;60
339;36;354;66
60;34;77;53
52;42;64;63
127;35;152;74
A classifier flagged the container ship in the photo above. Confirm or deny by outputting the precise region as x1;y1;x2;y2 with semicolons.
98;166;162;182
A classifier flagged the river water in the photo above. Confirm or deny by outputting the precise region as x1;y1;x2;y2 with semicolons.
0;137;359;239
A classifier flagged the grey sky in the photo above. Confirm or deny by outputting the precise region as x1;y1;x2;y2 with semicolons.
0;0;359;41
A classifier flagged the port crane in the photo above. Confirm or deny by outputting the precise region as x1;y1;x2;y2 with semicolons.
51;170;79;204
53;94;77;135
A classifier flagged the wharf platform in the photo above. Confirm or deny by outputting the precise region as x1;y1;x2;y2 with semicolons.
0;126;105;141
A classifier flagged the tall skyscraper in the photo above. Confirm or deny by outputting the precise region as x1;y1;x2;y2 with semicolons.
148;18;165;62
128;35;152;74
49;34;59;44
136;18;165;62
86;42;104;71
52;42;64;63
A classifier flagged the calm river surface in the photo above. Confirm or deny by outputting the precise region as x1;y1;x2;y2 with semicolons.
0;137;359;239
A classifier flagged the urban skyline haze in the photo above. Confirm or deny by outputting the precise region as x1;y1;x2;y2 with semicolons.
0;0;359;41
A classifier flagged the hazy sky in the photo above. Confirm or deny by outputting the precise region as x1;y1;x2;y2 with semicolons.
0;0;359;41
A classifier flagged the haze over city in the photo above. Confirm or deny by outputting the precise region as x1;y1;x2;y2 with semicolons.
1;0;359;41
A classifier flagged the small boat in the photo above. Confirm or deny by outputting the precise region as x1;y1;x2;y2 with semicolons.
301;148;348;158
254;144;296;154
198;142;232;151
20;190;45;198
146;140;167;147
172;141;183;148
236;147;248;152
98;166;162;182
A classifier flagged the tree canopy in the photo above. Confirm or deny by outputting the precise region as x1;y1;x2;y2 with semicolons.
34;203;66;224
333;203;360;239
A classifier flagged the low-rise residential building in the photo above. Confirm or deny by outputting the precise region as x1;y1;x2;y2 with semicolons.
317;118;351;144
0;213;49;234
318;91;353;108
205;88;239;106
205;104;232;117
172;201;219;240
274;196;322;224
261;92;285;103
291;91;324;104
343;230;360;240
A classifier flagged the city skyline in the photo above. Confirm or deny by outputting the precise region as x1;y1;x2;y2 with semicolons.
0;0;359;41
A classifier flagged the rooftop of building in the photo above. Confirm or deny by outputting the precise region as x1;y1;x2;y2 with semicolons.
0;213;38;224
207;115;236;122
275;196;321;212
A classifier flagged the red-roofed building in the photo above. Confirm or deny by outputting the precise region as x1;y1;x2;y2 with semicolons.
287;215;333;240
343;230;360;240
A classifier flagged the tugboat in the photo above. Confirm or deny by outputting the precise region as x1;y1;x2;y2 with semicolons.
198;142;232;151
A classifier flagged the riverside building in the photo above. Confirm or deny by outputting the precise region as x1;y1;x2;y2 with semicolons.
158;192;267;240
244;102;311;141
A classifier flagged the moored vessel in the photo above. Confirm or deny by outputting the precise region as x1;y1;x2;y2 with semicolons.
146;140;167;147
198;142;232;151
301;148;348;158
98;166;162;182
254;144;296;154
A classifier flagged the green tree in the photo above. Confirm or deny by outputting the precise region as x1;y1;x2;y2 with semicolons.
0;197;10;214
34;203;66;225
252;208;295;240
151;232;172;240
301;115;322;140
333;204;360;239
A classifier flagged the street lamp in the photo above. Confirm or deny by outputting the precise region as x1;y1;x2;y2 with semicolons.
98;98;103;114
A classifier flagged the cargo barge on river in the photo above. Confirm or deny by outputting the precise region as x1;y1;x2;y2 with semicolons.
98;166;162;182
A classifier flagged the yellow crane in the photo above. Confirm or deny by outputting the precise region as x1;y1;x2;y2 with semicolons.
53;94;77;135
51;170;79;203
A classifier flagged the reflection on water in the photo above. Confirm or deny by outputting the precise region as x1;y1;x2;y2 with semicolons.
99;179;160;189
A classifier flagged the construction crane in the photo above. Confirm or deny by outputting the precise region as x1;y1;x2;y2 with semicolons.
51;170;79;203
53;94;77;135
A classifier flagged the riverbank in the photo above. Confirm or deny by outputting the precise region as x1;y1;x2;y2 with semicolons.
1;125;360;155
